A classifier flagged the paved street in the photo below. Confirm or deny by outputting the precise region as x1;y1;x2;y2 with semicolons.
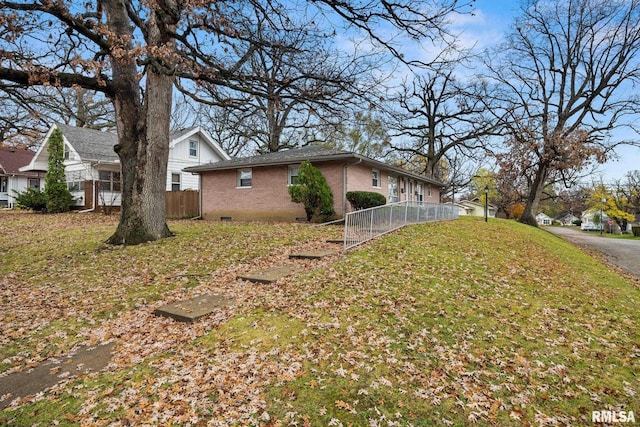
545;226;640;280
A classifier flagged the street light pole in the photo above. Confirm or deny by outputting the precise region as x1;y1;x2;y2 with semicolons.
484;185;489;222
600;197;606;236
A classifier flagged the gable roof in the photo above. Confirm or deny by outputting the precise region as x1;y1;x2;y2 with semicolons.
56;123;119;162
0;146;37;175
458;199;497;209
20;123;231;172
184;145;444;186
169;126;231;160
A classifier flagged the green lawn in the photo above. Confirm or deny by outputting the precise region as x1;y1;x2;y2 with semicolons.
1;213;638;426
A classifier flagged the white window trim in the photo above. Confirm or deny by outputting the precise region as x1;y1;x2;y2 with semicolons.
388;175;398;203
237;169;252;188
287;164;300;186
372;168;380;188
171;173;181;191
189;140;198;158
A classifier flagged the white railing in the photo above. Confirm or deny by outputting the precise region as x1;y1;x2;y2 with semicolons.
343;201;458;250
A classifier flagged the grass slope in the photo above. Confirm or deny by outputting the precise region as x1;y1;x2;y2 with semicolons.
1;214;638;426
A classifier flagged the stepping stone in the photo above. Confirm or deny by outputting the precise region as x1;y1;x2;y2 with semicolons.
0;342;114;410
154;294;234;323
236;265;302;284
326;238;343;244
289;249;338;259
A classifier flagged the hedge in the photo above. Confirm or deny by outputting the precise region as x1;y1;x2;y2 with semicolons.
346;191;386;211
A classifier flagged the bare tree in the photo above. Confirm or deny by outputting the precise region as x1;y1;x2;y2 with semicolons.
1;86;114;147
488;0;640;226
179;11;382;154
1;0;472;244
389;50;500;181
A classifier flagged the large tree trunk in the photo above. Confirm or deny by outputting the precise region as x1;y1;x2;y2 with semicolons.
520;161;549;227
107;70;174;245
103;0;174;245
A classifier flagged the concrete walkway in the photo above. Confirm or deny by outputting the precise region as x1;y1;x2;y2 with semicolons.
545;226;640;280
0;343;114;410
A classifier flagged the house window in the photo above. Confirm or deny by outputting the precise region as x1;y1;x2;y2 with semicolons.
288;165;299;185
66;171;85;192
372;169;380;187
28;178;40;190
63;144;71;160
189;140;198;157
238;169;252;188
0;176;7;193
98;170;121;192
171;173;181;192
428;185;432;197
417;184;424;202
388;175;398;203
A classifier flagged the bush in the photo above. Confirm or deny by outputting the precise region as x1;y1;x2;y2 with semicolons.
632;226;640;237
14;188;47;212
346;191;386;211
288;161;335;222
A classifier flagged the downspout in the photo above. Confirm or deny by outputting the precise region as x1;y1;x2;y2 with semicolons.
2;174;14;209
78;180;96;213
343;158;362;217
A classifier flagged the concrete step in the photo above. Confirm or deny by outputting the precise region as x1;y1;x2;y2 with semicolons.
154;294;234;323
289;249;338;259
236;265;302;284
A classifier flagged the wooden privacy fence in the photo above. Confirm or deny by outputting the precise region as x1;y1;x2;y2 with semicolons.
166;190;199;219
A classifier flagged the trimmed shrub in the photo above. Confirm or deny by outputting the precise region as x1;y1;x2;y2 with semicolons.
632;226;640;237
288;161;335;222
346;191;386;211
14;188;48;212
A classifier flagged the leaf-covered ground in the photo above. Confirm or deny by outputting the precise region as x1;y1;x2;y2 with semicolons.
1;212;638;426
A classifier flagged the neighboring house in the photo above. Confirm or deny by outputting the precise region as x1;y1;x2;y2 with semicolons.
581;208;608;231
455;199;497;218
184;145;444;221
20;123;230;209
556;211;581;226
0;146;41;208
535;212;553;226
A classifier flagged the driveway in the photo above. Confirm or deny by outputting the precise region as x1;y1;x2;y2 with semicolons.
545;226;640;280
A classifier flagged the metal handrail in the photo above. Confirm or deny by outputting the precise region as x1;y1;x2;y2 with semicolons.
343;201;458;250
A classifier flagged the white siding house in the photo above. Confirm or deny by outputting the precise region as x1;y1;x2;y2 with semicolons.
20;123;230;209
581;208;608;231
455;199;497;218
0;146;40;208
535;212;553;225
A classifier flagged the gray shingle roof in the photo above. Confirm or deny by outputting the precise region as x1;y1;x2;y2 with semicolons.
56;123;119;162
184;145;444;186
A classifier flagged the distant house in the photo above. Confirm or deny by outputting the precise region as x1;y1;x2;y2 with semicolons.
556;211;581;226
581;208;607;231
184;145;444;221
20;123;230;210
0;146;40;208
455;199;497;218
535;212;553;226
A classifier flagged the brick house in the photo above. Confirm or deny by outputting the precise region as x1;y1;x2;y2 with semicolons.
184;145;444;221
